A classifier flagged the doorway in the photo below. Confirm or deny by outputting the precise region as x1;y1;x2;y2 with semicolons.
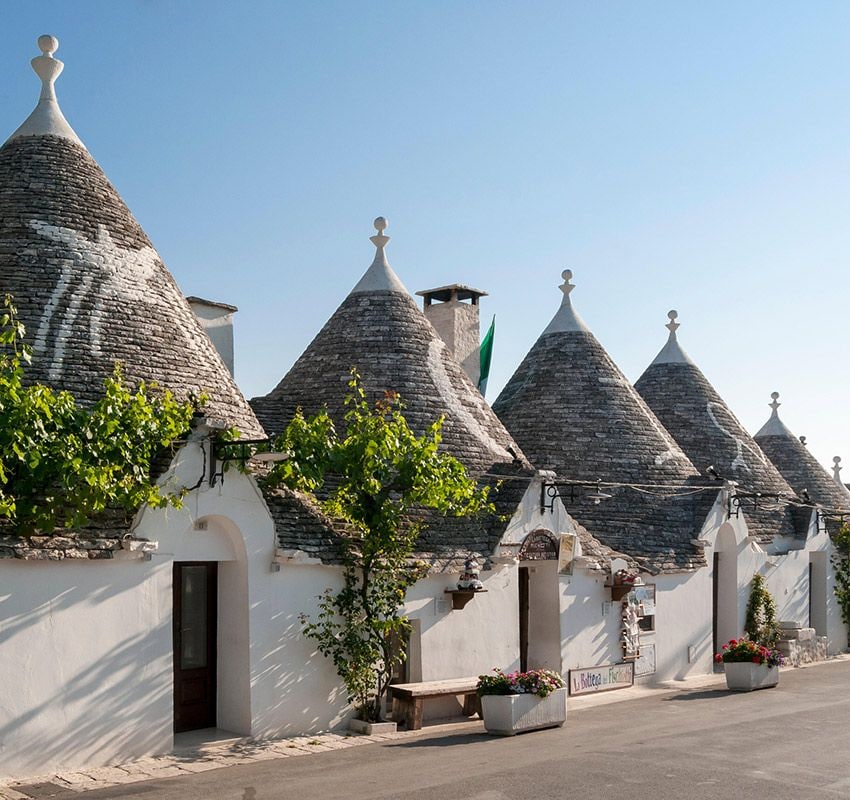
810;551;828;636
519;568;530;672
173;562;218;733
712;524;738;665
517;536;562;675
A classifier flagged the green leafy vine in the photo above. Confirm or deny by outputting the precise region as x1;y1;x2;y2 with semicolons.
0;295;200;534
831;524;850;632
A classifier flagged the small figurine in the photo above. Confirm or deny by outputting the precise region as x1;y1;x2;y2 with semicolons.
457;557;484;591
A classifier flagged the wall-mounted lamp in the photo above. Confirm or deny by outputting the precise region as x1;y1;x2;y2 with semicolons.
540;478;612;512
209;438;289;486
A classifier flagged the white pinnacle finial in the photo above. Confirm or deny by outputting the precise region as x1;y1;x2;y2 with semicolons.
38;35;59;56
370;216;390;254
755;391;795;439
349;215;407;295
769;392;781;414
541;268;588;334
666;309;680;335
647;307;693;366
6;35;84;147
32;35;64;102
834;456;843;485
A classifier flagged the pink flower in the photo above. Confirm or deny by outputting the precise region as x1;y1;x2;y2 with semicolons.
714;654;723;663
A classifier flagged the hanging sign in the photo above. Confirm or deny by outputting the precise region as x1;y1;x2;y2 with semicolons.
569;662;634;696
518;531;558;561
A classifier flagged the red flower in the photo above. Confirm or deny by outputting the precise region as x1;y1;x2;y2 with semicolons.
751;656;761;664
714;654;723;663
729;639;737;646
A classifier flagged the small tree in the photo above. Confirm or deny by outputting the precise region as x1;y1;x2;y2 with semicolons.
744;573;779;647
0;295;199;533
264;371;493;721
830;524;850;634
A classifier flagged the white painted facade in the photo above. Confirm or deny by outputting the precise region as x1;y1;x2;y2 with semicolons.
0;459;565;778
0;438;350;781
2;442;847;781
556;486;847;686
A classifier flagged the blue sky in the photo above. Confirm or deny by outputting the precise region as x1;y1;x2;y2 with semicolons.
3;1;850;473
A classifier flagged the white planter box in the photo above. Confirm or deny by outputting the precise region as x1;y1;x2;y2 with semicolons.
348;719;397;734
480;687;567;736
724;662;779;692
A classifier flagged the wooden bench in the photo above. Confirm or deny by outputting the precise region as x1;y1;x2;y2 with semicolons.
388;677;481;730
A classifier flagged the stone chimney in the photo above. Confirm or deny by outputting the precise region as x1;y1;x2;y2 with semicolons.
186;296;237;376
416;284;487;385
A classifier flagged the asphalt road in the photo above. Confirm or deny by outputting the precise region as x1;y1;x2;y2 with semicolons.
79;661;850;800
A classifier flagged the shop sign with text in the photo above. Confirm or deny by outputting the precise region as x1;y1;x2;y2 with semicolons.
569;662;634;696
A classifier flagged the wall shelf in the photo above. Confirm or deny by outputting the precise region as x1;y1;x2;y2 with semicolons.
604;583;634;601
444;588;488;610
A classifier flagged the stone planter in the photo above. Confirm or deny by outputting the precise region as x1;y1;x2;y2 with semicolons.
480;687;567;736
723;661;779;692
348;719;397;735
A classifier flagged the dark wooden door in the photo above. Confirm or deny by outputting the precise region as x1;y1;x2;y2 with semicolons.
519;567;529;672
173;562;217;733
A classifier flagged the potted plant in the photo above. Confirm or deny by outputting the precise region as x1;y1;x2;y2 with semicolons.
476;668;567;735
715;638;783;691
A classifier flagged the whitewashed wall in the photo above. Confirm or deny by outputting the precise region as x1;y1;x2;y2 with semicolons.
2;457;847;780
0;557;172;780
558;489;847;688
0;438;346;780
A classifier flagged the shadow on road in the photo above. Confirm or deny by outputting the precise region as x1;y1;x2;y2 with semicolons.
385;732;492;749
663;689;737;701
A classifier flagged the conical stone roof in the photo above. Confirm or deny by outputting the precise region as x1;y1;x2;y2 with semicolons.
251;218;528;474
635;311;800;543
0;37;262;437
754;393;850;512
492;272;710;572
250;218;534;567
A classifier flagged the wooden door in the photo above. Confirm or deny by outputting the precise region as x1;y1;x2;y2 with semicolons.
519;567;529;672
173;562;217;733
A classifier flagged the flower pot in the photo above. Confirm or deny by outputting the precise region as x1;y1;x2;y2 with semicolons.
480;687;567;736
723;661;779;692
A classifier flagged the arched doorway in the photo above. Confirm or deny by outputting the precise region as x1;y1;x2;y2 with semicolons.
172;515;250;735
712;522;739;660
518;531;562;673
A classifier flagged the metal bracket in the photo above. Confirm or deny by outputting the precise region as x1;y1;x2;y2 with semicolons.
209;438;278;486
727;492;787;519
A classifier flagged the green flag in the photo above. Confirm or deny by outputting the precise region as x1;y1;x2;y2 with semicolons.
478;315;495;397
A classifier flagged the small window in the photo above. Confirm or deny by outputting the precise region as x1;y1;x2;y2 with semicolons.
634;584;656;633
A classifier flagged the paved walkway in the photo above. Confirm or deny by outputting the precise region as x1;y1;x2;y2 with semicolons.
2;657;846;800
